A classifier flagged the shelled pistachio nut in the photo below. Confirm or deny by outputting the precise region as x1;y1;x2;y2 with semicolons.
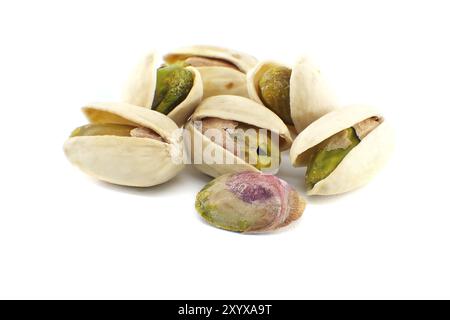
196;171;306;233
185;95;292;178
64;102;184;187
247;57;337;132
290;105;394;195
122;52;203;126
164;45;258;98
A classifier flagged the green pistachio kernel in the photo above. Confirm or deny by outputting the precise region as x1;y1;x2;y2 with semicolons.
305;128;360;190
242;129;277;171
151;64;194;115
70;124;134;137
258;66;293;124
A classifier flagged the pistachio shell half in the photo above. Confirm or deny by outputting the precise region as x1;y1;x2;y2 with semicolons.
122;53;203;126
185;95;292;178
164;45;258;98
195;171;306;233
247;57;338;132
290;105;394;195
64;102;184;187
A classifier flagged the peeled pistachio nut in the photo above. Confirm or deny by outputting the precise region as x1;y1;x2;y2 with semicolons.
247;57;337;132
185;95;292;178
151;64;194;115
195;171;306;233
290;106;394;195
122;53;203;126
164;45;258;98
64;102;184;187
258;66;293;124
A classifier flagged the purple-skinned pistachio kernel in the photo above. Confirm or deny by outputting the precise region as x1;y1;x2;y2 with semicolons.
195;172;306;233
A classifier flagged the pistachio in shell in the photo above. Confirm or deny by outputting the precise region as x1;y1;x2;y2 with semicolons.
290;105;393;195
122;53;203;127
185;96;293;178
305;117;381;190
64;102;184;187
258;66;293;124
248;58;337;132
151;64;194;115
195;171;306;233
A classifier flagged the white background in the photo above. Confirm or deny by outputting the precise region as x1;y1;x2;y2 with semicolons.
0;0;449;299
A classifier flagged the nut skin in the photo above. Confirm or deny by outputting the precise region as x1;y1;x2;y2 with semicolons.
195;171;306;233
258;66;293;124
151;64;194;115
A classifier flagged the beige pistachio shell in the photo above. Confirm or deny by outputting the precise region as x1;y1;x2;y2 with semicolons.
164;46;258;98
185;95;292;178
195;66;248;98
290;56;338;132
122;52;203;127
247;57;337;132
64;102;184;187
290;105;394;195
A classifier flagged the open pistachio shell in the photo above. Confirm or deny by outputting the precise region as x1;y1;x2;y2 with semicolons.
290;105;394;195
122;52;203;127
64;102;184;187
164;45;258;98
185;95;292;178
247;57;337;132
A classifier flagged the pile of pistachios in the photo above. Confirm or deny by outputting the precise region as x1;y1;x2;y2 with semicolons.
64;45;394;234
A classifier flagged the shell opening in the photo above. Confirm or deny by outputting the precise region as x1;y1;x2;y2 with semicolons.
165;54;240;71
70;123;164;143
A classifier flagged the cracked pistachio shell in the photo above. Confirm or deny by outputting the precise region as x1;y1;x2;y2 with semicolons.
164;45;258;98
122;52;203;126
290;105;394;195
185;95;292;178
196;171;306;233
64;102;184;187
247;57;337;132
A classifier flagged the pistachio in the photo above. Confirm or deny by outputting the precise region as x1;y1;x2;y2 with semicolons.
195;171;306;233
258;66;293;124
64;102;184;187
305;117;381;190
185;96;292;178
248;58;338;132
290;106;392;195
122;53;203;126
151;64;194;115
